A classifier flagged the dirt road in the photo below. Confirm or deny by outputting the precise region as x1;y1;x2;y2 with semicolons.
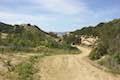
36;46;120;80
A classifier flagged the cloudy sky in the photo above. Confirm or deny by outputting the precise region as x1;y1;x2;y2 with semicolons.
0;0;120;32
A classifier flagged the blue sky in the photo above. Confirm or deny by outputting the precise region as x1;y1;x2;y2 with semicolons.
0;0;120;32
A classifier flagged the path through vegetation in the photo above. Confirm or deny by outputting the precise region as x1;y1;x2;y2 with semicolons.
35;46;120;80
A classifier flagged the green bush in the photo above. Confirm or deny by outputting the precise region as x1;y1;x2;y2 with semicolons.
89;43;107;60
99;54;120;74
112;53;120;64
15;55;42;80
16;62;33;80
0;48;4;54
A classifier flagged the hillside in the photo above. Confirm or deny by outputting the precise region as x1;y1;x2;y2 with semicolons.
0;22;79;53
71;19;120;73
71;19;120;37
0;22;63;52
0;22;15;33
0;19;120;80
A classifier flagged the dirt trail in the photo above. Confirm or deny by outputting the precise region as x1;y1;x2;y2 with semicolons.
36;46;120;80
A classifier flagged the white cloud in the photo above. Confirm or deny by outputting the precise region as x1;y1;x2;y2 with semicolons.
31;0;87;15
0;11;57;24
0;0;119;32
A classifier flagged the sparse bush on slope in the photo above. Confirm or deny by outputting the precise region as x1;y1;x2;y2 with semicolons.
90;19;120;73
71;19;120;73
0;22;78;53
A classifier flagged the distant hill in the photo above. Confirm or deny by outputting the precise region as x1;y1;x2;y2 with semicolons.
55;32;66;36
0;22;58;48
71;19;120;37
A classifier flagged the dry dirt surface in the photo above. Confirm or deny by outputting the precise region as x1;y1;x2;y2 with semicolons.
35;46;120;80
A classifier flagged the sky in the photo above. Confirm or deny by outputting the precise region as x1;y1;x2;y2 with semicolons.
0;0;120;32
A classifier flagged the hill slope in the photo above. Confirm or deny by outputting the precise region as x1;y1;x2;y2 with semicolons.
0;22;59;49
71;19;120;73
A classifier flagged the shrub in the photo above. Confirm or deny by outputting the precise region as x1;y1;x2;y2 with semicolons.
112;53;120;64
99;54;120;74
15;56;39;80
0;48;4;54
16;62;33;80
89;43;107;60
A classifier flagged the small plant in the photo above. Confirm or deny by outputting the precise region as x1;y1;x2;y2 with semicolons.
89;43;108;60
29;55;39;63
15;55;41;80
0;48;4;54
16;62;33;80
98;55;120;74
